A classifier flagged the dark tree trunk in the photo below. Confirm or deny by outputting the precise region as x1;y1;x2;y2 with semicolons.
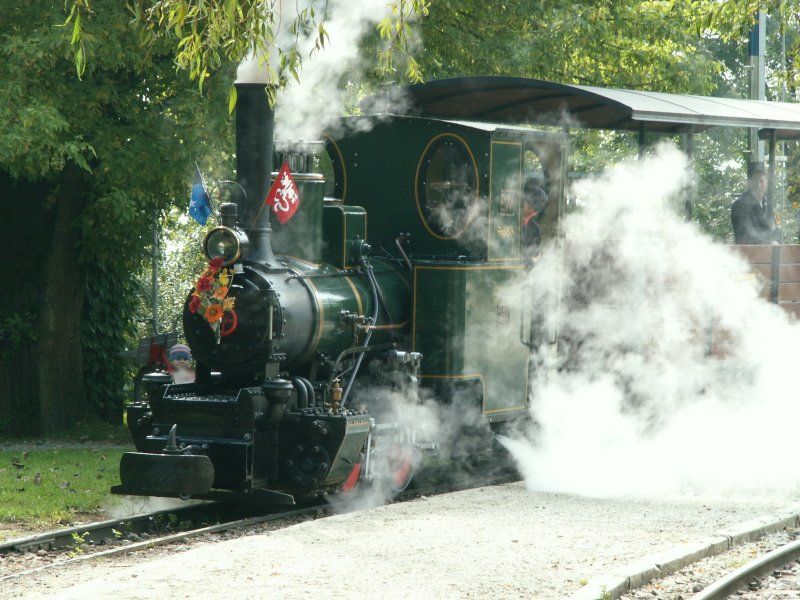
36;167;88;433
0;168;88;436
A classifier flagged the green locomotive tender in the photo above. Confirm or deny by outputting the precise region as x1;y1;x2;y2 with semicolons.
113;78;567;504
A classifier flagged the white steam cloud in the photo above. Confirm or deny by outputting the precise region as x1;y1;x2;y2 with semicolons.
503;143;800;498
274;0;415;141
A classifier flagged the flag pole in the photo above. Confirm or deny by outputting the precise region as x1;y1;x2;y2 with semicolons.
248;191;270;232
195;162;215;213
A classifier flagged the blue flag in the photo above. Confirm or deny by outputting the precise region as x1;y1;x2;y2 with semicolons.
189;164;212;225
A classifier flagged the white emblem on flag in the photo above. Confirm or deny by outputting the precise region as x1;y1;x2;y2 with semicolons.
265;161;300;225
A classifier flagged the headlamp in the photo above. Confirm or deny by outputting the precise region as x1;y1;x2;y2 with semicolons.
203;226;249;266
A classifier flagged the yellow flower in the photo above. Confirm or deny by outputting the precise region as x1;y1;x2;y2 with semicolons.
218;270;229;287
222;297;236;311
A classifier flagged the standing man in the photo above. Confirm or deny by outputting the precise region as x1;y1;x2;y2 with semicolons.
731;166;772;244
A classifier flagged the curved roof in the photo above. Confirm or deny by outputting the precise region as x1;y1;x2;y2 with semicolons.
398;76;800;139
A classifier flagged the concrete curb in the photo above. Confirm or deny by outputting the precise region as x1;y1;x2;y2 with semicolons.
566;504;800;600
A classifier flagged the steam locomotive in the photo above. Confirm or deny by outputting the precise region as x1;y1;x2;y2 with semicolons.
112;75;568;504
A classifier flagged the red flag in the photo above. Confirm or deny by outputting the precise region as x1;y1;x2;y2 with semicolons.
265;161;300;225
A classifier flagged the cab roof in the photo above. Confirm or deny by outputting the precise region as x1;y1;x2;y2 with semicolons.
398;76;800;140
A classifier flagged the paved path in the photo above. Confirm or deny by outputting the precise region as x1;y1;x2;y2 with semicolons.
3;483;799;600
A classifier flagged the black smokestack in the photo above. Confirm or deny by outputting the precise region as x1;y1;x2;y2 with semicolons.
234;79;275;265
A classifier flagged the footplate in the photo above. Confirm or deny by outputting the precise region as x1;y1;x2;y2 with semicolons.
113;452;215;497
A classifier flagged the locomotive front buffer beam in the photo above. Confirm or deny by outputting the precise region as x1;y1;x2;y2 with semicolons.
113;382;372;505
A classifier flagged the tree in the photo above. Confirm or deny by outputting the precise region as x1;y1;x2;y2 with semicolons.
68;0;430;94
0;3;234;435
1;0;431;436
418;1;726;92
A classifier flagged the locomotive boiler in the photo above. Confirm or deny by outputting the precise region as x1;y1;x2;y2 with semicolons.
114;75;416;504
113;73;570;504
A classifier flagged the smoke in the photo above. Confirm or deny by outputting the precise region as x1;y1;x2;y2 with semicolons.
502;143;800;498
273;0;416;141
103;495;201;519
337;359;492;511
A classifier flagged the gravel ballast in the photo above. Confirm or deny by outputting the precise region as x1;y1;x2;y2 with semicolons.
3;482;800;600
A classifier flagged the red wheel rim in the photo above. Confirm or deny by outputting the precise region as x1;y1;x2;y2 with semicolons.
220;309;238;337
341;462;362;493
388;445;414;491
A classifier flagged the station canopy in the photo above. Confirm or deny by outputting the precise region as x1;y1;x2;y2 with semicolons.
398;76;800;140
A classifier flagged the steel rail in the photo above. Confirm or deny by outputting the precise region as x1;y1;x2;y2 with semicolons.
0;503;326;584
0;503;224;555
691;538;800;600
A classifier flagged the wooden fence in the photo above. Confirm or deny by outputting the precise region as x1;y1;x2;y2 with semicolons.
733;244;800;318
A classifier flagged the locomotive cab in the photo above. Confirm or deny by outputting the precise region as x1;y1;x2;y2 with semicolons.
322;116;569;424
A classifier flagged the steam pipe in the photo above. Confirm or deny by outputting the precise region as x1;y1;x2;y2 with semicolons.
291;376;308;409
298;376;315;407
235;81;275;265
341;259;380;408
395;235;413;271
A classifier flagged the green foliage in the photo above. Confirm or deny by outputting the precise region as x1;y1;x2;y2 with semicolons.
67;0;430;94
1;2;235;427
0;312;38;352
82;263;141;422
0;7;95;179
375;0;430;82
69;530;87;556
418;0;724;92
0;448;128;527
63;0;92;78
133;208;209;343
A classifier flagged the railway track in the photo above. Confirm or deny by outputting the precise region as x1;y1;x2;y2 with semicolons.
0;501;327;583
691;538;800;599
1;467;517;584
612;524;800;600
1;502;251;555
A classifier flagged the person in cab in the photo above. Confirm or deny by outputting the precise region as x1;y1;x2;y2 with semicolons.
522;181;550;265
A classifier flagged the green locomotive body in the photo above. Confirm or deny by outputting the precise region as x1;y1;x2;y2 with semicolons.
323;115;567;422
114;79;568;504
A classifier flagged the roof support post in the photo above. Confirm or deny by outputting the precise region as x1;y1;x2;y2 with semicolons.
638;122;646;158
683;128;695;221
767;128;777;222
748;11;767;165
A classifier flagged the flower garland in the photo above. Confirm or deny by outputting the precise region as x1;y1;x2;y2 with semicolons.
189;257;236;340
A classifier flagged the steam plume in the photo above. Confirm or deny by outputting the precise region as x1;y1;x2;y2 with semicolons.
503;143;800;498
273;0;416;141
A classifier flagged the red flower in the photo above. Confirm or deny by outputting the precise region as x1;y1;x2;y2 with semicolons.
209;257;224;271
188;295;201;314
195;276;213;293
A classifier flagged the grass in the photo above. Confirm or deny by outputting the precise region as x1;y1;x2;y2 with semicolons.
0;420;133;534
0;447;129;528
47;419;132;445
